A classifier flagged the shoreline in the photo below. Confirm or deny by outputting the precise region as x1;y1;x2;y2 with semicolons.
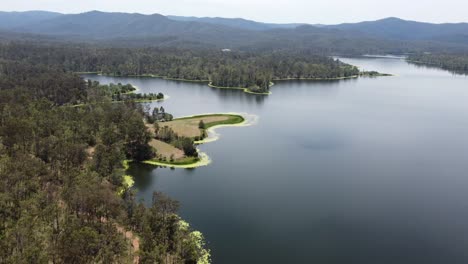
359;73;394;77
207;82;272;95
70;96;168;108
140;113;256;169
142;152;212;169
272;75;359;81
117;160;135;194
81;72;392;96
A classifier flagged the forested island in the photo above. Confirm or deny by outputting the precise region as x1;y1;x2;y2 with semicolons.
408;53;468;75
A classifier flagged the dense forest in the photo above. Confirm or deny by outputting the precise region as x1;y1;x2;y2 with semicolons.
1;10;468;263
0;42;359;93
0;56;209;263
407;53;468;74
87;81;165;103
0;40;364;263
3;11;468;55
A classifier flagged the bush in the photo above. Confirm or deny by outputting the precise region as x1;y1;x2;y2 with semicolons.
198;120;205;129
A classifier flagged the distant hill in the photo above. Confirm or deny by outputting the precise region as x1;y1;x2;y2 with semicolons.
1;11;468;54
327;17;468;44
167;15;304;31
0;11;62;29
13;11;255;40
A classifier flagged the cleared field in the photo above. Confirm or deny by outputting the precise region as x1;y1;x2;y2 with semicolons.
149;139;185;160
163;114;244;138
163;116;230;138
144;114;245;166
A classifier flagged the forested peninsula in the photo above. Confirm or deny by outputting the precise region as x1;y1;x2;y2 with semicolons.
143;113;246;168
408;53;468;75
0;40;375;263
1;42;361;94
0;50;210;263
84;80;165;104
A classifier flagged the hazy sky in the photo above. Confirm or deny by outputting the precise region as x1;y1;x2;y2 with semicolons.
2;0;467;24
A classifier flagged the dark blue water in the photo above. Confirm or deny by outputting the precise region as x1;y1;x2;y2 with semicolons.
86;57;468;264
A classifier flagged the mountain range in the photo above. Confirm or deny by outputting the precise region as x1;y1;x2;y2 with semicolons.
1;11;468;54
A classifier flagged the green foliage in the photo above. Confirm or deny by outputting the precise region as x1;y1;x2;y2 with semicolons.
135;192;209;264
155;126;178;143
408;53;468;74
0;50;210;263
199;120;206;129
57;214;127;263
0;42;359;93
86;80;165;103
202;114;245;129
154;125;198;157
174;137;198;157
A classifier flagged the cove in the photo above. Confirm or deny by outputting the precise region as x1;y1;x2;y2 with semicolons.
84;57;468;264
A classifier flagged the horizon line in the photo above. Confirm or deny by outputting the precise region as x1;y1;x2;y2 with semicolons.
1;9;468;25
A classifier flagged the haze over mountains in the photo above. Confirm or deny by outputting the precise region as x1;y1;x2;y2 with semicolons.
167;15;307;31
1;10;468;54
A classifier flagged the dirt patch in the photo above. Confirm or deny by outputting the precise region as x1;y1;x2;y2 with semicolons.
149;139;185;160
115;224;140;264
86;146;96;159
163;116;230;138
145;122;156;135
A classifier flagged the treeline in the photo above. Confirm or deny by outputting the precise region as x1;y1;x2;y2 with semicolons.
153;123;198;158
0;58;209;262
408;53;468;74
0;59;86;105
0;42;359;93
86;80;164;103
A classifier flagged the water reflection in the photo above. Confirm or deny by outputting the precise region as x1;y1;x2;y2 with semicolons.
210;87;268;105
127;163;157;194
86;59;468;264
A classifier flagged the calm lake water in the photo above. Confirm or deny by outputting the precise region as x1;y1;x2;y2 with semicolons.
85;57;468;264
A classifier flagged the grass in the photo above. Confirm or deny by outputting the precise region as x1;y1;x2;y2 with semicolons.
143;152;211;169
149;139;185;160
162;114;244;139
146;156;200;166
175;113;244;123
168;114;245;138
117;160;135;195
202;115;245;129
143;114;246;168
122;175;134;188
123;160;131;170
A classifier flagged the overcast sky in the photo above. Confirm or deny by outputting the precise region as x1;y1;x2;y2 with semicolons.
2;0;467;24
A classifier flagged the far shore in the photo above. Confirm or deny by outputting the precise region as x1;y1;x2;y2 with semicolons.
272;75;359;81
207;82;272;95
79;72;393;96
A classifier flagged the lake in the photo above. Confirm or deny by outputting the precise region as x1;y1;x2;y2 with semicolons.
85;57;468;264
